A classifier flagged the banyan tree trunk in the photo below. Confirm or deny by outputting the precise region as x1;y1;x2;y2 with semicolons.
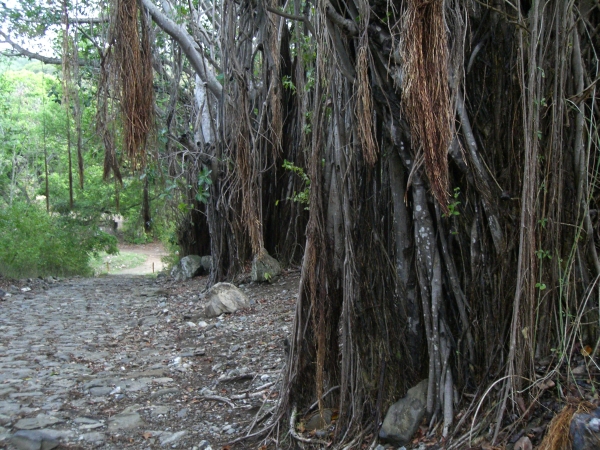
269;0;600;446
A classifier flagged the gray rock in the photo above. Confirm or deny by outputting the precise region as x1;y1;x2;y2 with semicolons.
10;429;60;450
79;431;106;444
151;405;171;417
107;412;145;431
89;386;113;396
197;440;212;450
151;388;179;398
379;379;428;446
571;407;600;450
0;387;16;397
14;414;64;430
160;430;187;446
204;283;249;318
200;256;212;273
0;413;11;425
251;249;281;283
74;417;100;425
171;255;204;281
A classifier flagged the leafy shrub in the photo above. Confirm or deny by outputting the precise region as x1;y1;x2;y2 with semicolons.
0;202;118;278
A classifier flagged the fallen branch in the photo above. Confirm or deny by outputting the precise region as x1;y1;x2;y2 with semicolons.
199;395;236;408
230;383;276;399
218;373;256;383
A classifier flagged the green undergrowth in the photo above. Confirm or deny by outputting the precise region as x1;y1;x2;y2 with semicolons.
90;251;147;275
0;202;118;279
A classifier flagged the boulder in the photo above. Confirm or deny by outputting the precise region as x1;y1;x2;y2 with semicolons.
171;255;211;281
204;283;249;318
571;407;600;450
379;379;428;446
251;249;281;283
200;255;212;273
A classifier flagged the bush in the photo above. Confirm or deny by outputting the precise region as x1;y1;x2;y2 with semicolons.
0;202;118;278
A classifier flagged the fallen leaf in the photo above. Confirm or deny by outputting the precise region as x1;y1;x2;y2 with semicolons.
582;345;593;356
539;379;555;390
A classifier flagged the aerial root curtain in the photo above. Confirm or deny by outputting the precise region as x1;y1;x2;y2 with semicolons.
401;0;452;212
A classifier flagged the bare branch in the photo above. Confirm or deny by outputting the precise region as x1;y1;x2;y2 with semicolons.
69;17;108;24
140;0;223;97
0;29;96;66
0;29;61;65
265;5;315;36
324;1;358;36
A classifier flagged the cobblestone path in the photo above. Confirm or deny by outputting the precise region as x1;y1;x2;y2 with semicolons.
0;274;295;450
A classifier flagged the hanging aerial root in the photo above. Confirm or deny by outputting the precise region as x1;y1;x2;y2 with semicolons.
401;0;452;212
356;45;378;166
112;0;154;169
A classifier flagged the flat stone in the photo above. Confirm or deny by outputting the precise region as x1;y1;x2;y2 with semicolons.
74;417;101;424
151;405;171;417
10;429;60;450
151;388;179;398
128;369;167;378
79;422;104;430
108;412;145;431
14;414;64;430
89;386;113;396
79;431;106;444
10;392;44;398
0;387;16;397
160;430;187;446
153;377;174;384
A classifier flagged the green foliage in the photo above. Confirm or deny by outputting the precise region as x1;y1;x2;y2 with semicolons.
0;202;118;278
282;75;296;94
282;159;310;208
196;167;212;204
443;187;461;218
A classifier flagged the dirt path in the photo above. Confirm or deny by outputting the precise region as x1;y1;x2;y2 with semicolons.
0;269;298;449
113;243;169;276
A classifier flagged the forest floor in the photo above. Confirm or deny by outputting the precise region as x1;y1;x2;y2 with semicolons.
0;245;597;450
0;247;298;450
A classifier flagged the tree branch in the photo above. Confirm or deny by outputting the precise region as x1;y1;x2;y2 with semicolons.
0;29;95;66
324;1;358;37
265;5;315;36
140;0;223;98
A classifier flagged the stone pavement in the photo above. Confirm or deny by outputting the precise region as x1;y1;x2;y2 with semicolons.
0;273;295;450
0;275;210;449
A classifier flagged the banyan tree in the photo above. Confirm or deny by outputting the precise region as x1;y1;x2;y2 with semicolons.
75;0;600;446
